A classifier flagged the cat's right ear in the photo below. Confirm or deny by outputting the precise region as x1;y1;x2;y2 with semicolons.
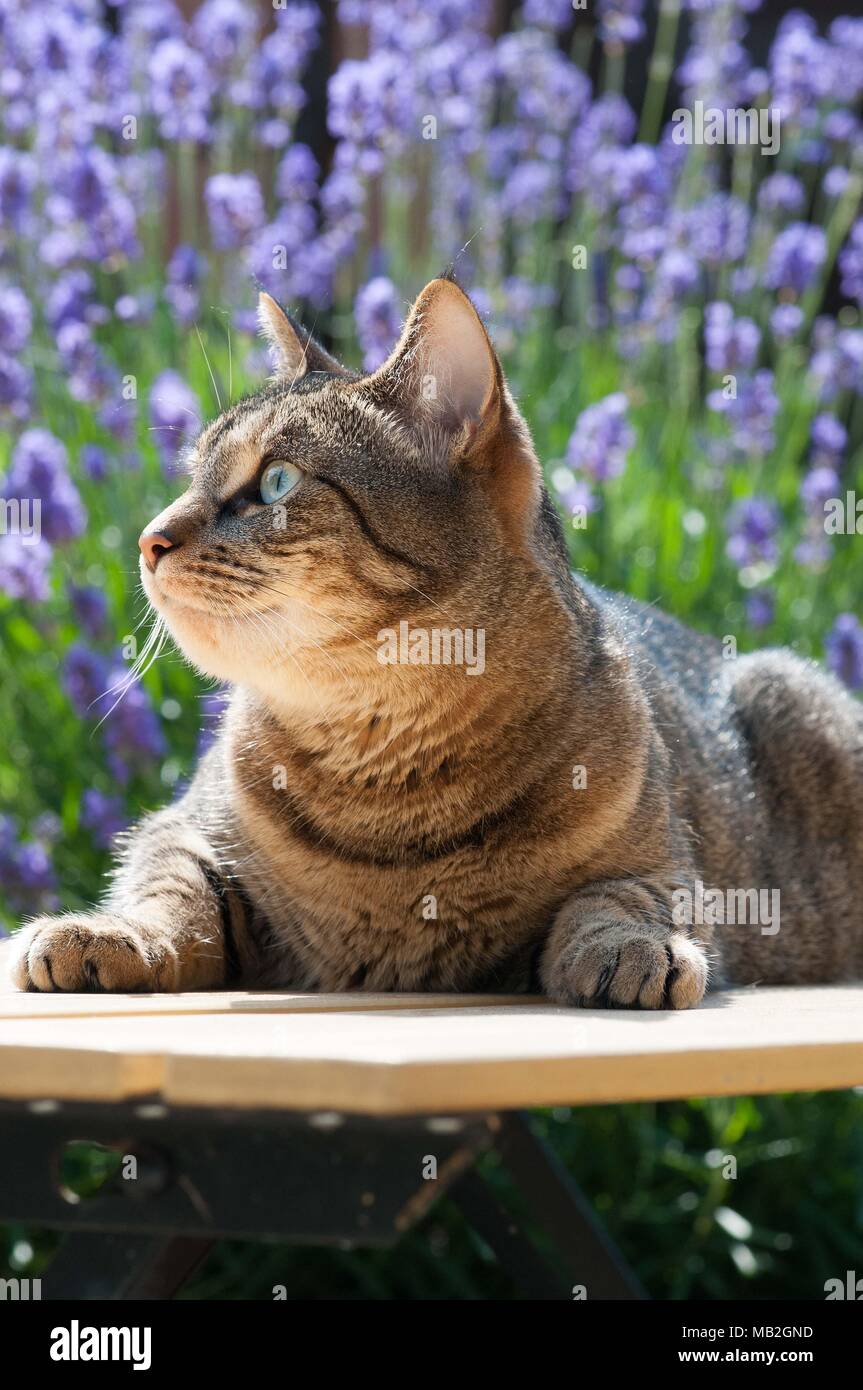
257;293;349;381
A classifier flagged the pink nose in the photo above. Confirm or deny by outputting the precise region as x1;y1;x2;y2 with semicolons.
139;530;175;573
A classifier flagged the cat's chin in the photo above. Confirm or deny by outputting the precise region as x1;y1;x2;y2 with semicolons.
141;567;353;706
169;614;272;688
141;573;233;675
142;586;289;690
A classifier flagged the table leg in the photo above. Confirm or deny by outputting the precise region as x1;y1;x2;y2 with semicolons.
41;1231;213;1300
492;1111;645;1299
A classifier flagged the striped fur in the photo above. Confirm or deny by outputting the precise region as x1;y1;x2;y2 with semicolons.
12;280;863;1006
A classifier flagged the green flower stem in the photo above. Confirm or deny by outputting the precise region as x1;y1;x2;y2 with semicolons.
639;0;682;146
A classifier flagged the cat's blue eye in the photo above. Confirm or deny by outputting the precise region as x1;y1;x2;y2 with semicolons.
259;461;302;505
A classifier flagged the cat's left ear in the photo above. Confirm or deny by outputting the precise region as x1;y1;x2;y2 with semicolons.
368;277;502;459
257;292;349;380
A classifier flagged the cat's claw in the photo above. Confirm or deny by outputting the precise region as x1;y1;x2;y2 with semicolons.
10;914;179;993
543;926;708;1010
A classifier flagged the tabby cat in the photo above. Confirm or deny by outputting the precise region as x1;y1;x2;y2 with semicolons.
11;277;863;1005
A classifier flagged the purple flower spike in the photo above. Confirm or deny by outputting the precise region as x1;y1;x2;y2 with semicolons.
149;371;201;475
5;429;86;543
70;585;109;639
0;816;58;915
598;0;645;49
354;277;402;371
705;302;760;374
149;38;213;144
765;223;827;295
0;533;52;602
566;393;634;484
205;171;265;251
725;496;780;571
63;644;111;718
0;285;32;354
839;220;863;309
80;789;128;849
825;614;863;691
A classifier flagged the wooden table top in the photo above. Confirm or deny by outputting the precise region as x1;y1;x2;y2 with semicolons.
2;939;862;1114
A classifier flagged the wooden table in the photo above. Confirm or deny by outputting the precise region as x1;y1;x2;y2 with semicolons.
2;938;863;1300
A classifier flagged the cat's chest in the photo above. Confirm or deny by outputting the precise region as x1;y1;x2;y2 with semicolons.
223;725;582;990
236;820;557;991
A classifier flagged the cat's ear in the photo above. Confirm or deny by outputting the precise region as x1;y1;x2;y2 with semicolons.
368;278;502;457
257;292;348;380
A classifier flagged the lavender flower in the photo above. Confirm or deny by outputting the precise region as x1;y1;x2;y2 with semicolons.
252;2;320;132
70;585;109;640
0;354;32;422
598;0;645;48
192;0;257;73
809;324;863;400
825;614;863;691
676;6;754;111
797;461;838;567
757;173;805;217
765;223;827;295
828;18;863;101
655;250;700;300
566;393;634;484
745;590;775;631
496;30;590;139
328;55;413;174
725;497;780;571
149;371;201;473
803;465;841;517
80;789;128;849
704;302;760;374
165;244;207;328
149;38;213;143
102;664;167;783
80;444;108;481
197;689;229;757
46;270;96;333
839;220;863;309
63;642;166;780
0;285;32;353
500;160;558;226
567;96;637;195
0;533;52;602
810;413;847;463
769;303;803;344
708;371;779;457
57;322;116;408
63;644;111;718
770;12;836;125
354;277;402;371
276;144;320;203
0;147;36;234
45;148;139;266
286;234;341;310
114;293;153;325
550;466;598;525
522;0;574;29
0;816;58;915
5;429;86;543
824;108;860;144
823;167;850;201
205;171;265;251
688;196;749;269
244;207;317;297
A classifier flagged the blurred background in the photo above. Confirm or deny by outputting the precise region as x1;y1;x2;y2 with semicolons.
1;0;862;1298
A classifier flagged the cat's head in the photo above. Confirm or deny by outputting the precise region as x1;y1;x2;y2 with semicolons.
139;276;562;711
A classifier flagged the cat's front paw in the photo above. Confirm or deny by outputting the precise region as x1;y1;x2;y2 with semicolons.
542;924;707;1010
10;913;180;993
